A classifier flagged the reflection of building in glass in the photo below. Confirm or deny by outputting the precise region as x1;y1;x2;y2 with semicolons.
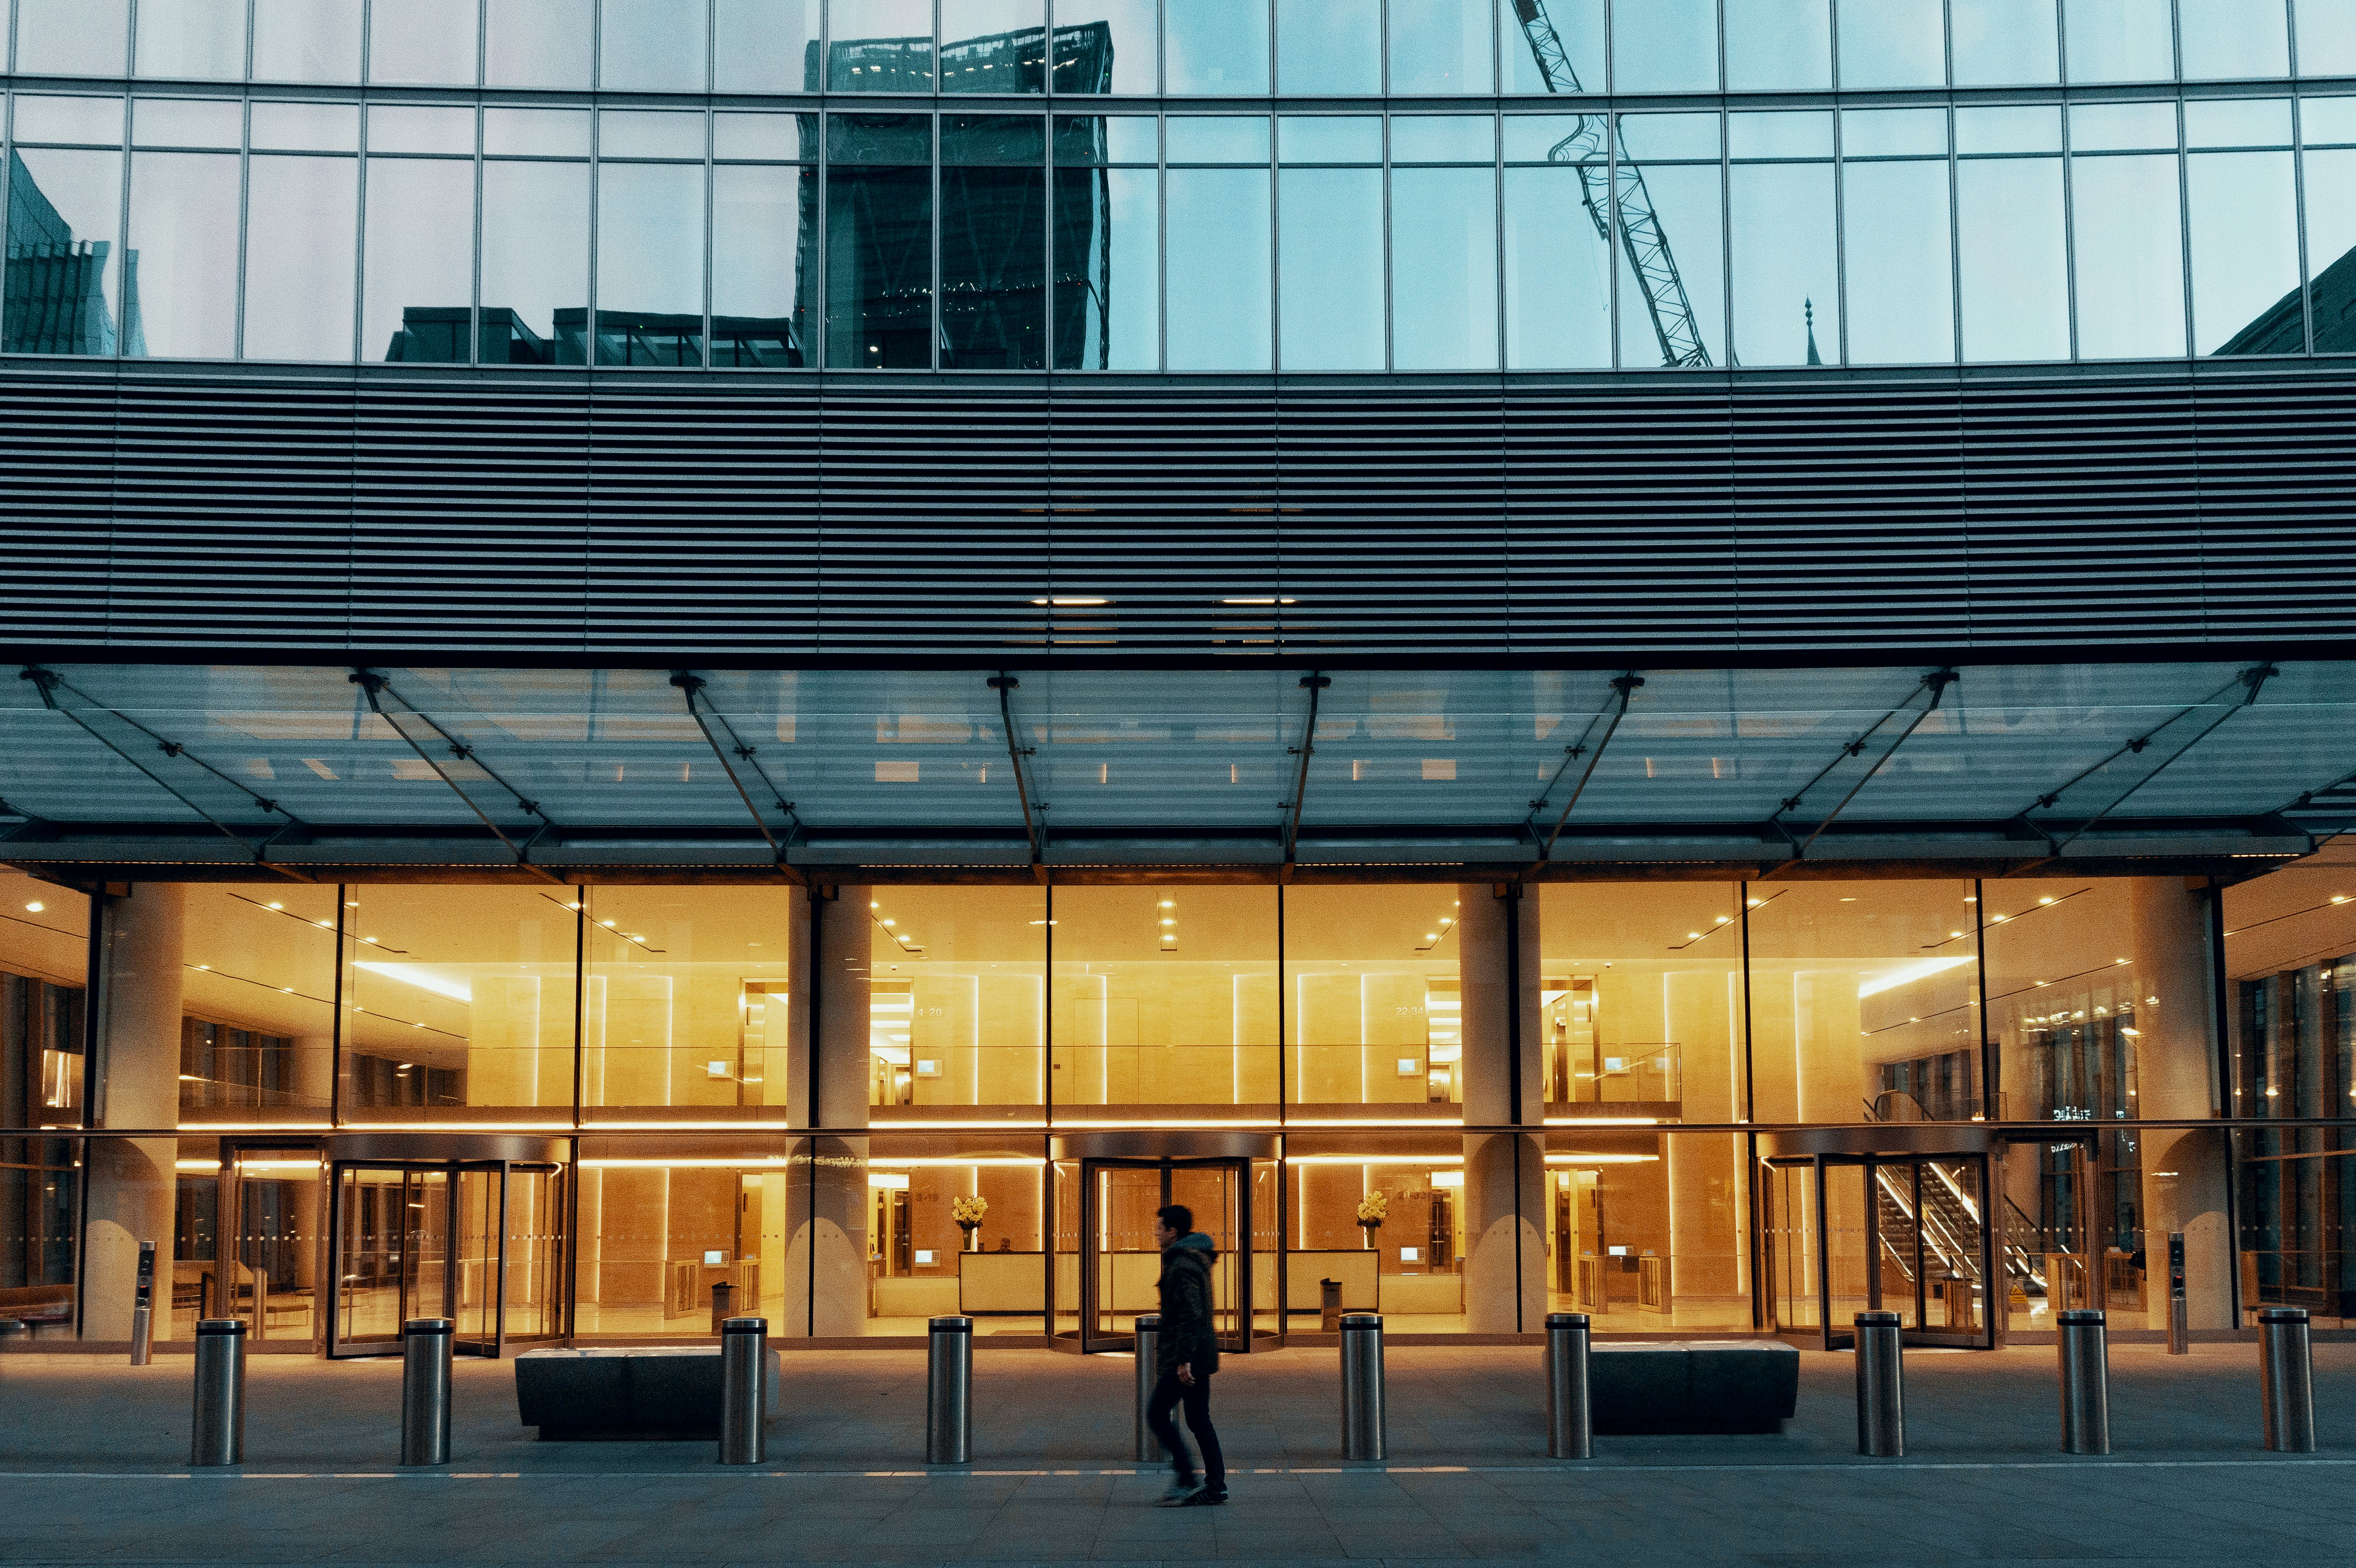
2218;245;2356;356
3;152;143;356
382;307;803;367
810;21;1112;93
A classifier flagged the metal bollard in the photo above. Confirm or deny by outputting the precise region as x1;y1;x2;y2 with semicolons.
710;1280;735;1336
2166;1232;2189;1356
1545;1312;1593;1460
1339;1312;1386;1461
1133;1313;1165;1462
2056;1309;2110;1455
719;1316;768;1465
1854;1311;1905;1457
2259;1306;2316;1453
129;1240;156;1367
190;1318;248;1466
926;1315;972;1465
401;1318;454;1467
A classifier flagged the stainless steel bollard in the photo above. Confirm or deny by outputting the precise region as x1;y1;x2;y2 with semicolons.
129;1240;156;1367
190;1318;248;1466
926;1315;972;1465
1133;1312;1165;1462
2259;1306;2316;1453
1545;1312;1593;1460
2056;1309;2110;1455
719;1316;768;1465
1340;1313;1386;1461
400;1318;454;1467
1854;1311;1905;1457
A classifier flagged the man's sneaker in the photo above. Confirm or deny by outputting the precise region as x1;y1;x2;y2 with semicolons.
1182;1485;1228;1506
1157;1478;1204;1506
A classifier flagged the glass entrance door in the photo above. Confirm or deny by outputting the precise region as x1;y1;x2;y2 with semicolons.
1076;1156;1251;1355
220;1146;324;1345
1762;1151;1995;1349
327;1159;564;1358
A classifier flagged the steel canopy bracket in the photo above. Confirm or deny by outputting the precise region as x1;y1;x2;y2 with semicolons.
989;674;1048;878
1279;673;1331;874
350;667;563;881
671;671;807;877
1765;667;1958;876
1526;671;1643;870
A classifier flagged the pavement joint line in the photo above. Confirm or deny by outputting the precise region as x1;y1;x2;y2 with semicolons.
7;1457;2351;1481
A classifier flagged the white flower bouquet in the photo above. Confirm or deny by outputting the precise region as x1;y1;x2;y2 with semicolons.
1355;1192;1388;1228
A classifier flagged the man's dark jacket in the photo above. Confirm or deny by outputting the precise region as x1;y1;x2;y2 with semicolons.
1156;1232;1221;1378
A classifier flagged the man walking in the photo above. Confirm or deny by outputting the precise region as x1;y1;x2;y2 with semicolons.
1146;1204;1227;1506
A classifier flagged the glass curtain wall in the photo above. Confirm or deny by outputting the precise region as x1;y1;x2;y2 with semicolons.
0;869;87;1332
8;0;2350;368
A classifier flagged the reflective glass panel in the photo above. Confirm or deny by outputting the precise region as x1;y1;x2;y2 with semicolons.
2189;150;2300;354
827;0;936;89
942;117;1048;368
1391;166;1497;370
1841;107;1947;156
132;98;243;149
1843;159;1953;363
1729;110;1832;160
1051;160;1158;369
370;0;482;83
253;0;364;82
1052;0;1158;92
363;156;476;361
1956;104;2061;153
2063;0;2173;80
244;154;359;360
1729;162;1836;366
12;96;127;146
15;0;130;75
1611;0;1716;91
2307;97;2356;145
486;0;595;87
596;161;705;365
2298;3;2356;75
1501;0;1602;92
1389;0;1495;94
1724;0;1830;90
1167;115;1269;162
601;110;705;159
367;105;477;154
712;162;814;366
1276;0;1381;94
1278;167;1383;370
940;0;1048;92
126;150;239;359
1280;115;1382;162
580;889;797;1114
715;0;822;91
1391;114;1494;163
2183;98;2291;147
2069;101;2177;151
485;107;592;156
2070;153;2187;357
1167;0;1269;92
1616;112;1718;161
135;0;248;78
715;112;810;161
250;102;361;152
1166;167;1272;369
2179;0;2288;80
1836;0;1943;88
2;148;125;357
1503;165;1611;368
602;0;711;90
179;887;341;1121
1618;161;1724;367
2304;147;2356;352
481;159;592;363
826;140;934;368
1950;0;2059;84
1956;156;2068;359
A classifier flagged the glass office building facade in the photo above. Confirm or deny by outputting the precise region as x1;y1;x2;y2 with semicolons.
7;0;2356;370
6;1;2356;1362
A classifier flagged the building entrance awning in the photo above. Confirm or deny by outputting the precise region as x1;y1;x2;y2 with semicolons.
4;658;2349;883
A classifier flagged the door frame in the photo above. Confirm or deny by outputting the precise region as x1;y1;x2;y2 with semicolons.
1762;1149;1997;1351
1075;1154;1255;1356
323;1157;564;1359
214;1138;326;1346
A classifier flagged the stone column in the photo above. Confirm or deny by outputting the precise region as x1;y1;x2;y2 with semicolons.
1459;884;1544;1333
2131;878;2234;1330
81;884;184;1342
783;887;868;1336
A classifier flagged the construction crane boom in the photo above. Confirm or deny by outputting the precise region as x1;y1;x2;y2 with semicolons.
1510;0;1712;368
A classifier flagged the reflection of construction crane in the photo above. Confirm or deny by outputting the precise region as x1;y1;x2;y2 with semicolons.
1511;0;1711;367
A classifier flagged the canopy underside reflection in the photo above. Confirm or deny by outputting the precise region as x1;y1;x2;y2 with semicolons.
1;658;2350;882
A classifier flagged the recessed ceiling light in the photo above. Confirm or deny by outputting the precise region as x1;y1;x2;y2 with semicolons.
23;901;42;913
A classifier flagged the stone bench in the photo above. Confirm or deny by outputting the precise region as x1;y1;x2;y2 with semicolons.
1589;1341;1799;1435
515;1347;783;1440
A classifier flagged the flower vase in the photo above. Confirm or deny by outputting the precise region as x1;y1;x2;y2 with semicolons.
957;1220;980;1252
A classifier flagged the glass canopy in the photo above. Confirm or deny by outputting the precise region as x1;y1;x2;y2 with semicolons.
1;659;2348;874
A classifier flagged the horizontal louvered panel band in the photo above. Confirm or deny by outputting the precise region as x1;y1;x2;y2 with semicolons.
2;364;2353;663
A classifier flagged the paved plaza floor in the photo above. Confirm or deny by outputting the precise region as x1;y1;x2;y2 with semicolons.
2;1341;2351;1566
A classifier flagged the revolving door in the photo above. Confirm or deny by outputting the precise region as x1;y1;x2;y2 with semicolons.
1762;1146;1998;1350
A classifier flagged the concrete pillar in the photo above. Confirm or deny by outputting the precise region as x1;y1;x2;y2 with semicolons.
81;884;183;1342
1458;884;1544;1333
290;1033;334;1120
2131;877;2234;1330
783;887;867;1336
